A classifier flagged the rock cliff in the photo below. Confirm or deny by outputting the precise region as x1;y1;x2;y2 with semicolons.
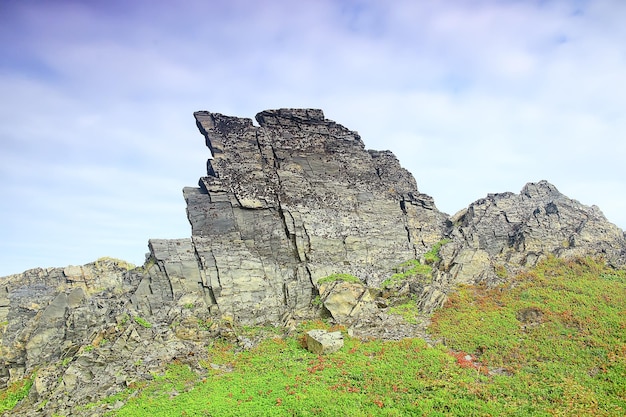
1;108;625;416
145;108;445;326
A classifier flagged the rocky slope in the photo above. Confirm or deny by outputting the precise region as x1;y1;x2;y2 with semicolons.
1;109;625;416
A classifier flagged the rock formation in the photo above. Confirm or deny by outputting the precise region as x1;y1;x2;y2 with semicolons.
413;180;626;313
1;108;625;416
145;108;445;325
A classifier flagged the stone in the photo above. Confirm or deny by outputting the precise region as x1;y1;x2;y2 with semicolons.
318;280;376;324
415;180;626;312
305;330;344;354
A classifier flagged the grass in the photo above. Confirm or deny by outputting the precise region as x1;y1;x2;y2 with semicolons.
381;259;432;289
317;273;361;285
429;255;626;416
388;297;420;324
423;238;450;265
110;326;501;416
33;255;626;416
133;316;152;329
0;373;34;413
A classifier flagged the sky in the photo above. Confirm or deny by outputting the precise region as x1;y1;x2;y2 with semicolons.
1;0;625;276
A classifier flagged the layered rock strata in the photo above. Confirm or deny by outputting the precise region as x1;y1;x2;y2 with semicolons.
145;109;445;325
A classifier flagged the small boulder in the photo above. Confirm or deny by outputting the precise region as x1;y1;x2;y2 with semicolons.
305;330;344;354
320;281;376;324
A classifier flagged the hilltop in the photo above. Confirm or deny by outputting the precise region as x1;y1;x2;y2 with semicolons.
1;109;625;415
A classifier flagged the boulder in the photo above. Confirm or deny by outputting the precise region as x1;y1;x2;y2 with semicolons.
305;330;344;354
318;280;376;324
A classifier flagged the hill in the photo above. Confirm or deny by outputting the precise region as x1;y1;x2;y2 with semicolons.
1;109;625;415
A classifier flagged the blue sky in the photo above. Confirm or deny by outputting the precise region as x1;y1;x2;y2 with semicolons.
1;0;625;276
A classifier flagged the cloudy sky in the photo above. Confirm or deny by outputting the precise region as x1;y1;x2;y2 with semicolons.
1;0;625;276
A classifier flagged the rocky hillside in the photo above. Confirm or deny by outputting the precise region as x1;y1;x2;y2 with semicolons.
1;109;625;416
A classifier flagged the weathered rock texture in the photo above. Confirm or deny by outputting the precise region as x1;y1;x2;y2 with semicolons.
1;108;625;416
148;109;445;325
417;180;626;313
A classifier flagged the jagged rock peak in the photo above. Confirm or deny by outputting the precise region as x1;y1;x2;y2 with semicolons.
255;108;326;125
162;108;447;325
436;179;626;295
2;109;626;416
520;179;563;200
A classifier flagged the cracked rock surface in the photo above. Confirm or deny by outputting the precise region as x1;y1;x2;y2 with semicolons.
147;109;446;325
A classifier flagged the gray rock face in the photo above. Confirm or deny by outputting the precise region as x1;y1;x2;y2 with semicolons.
452;180;624;271
149;108;445;325
416;180;626;313
318;280;377;324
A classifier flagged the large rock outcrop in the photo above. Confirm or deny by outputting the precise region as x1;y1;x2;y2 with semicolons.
145;109;445;325
1;108;625;416
416;180;626;312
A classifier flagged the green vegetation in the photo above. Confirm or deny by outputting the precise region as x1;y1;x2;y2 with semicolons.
95;256;136;271
494;263;508;279
197;318;213;331
430;256;626;416
119;314;130;326
311;295;323;307
0;373;34;413
423;238;450;264
317;273;361;285
133;316;152;329
388;297;420;324
111;325;494;416
382;259;432;289
143;256;157;272
97;256;625;416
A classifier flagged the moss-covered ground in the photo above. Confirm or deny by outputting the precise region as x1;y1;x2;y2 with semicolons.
5;256;624;416
104;256;625;416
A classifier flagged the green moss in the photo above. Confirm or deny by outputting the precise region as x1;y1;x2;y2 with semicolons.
429;256;626;416
317;273;361;285
494;264;508;279
389;298;420;324
133;316;152;329
311;295;323;307
423;238;451;265
382;259;432;289
197;319;213;331
0;373;34;413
